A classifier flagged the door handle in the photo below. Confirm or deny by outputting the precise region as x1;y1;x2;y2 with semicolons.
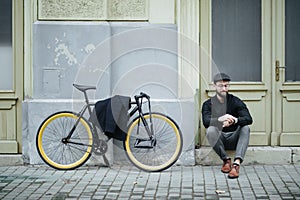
275;60;285;81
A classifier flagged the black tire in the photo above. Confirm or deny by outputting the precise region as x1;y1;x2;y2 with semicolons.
124;112;183;172
36;111;93;170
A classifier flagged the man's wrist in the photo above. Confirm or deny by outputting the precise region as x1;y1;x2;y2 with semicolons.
234;117;238;124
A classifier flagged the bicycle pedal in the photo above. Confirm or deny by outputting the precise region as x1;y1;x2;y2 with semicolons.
134;138;155;149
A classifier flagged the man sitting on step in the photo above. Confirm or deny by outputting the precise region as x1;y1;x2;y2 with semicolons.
201;73;253;179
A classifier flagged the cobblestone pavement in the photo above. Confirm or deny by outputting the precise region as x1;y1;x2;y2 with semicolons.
0;164;299;199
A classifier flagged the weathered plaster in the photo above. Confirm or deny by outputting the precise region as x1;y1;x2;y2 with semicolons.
38;0;148;20
38;0;106;20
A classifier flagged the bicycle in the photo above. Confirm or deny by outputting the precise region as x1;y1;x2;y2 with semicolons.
36;84;183;172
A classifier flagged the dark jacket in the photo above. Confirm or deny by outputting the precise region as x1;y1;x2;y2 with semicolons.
92;95;130;141
201;93;253;132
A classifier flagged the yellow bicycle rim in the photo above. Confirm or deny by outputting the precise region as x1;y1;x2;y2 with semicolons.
37;112;93;169
125;113;182;172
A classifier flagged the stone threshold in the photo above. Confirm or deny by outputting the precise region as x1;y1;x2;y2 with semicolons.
0;154;23;166
1;147;300;167
195;146;300;165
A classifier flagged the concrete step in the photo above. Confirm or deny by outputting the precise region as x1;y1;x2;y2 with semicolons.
195;146;300;165
0;154;23;166
1;147;300;167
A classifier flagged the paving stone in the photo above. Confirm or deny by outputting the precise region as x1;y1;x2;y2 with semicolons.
0;164;300;199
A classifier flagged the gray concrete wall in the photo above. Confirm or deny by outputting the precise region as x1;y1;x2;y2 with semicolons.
23;21;197;167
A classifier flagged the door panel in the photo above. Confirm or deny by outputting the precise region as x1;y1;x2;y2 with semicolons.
280;92;300;145
0;99;18;153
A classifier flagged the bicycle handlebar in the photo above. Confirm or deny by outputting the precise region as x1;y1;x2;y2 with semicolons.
134;92;150;100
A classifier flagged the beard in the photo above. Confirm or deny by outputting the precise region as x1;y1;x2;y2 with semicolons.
216;90;227;99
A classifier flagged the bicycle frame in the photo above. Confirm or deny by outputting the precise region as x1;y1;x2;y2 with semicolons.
64;90;95;142
64;104;92;135
64;86;155;147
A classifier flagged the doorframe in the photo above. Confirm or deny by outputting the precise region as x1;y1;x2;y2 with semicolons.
13;0;24;153
271;0;284;146
199;0;271;146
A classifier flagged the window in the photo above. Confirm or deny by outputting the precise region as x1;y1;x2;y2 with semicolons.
0;0;13;90
285;0;300;82
212;0;261;82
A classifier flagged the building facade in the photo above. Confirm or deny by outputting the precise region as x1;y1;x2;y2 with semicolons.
1;0;300;165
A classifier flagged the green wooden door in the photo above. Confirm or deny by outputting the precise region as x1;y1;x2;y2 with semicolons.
0;0;23;153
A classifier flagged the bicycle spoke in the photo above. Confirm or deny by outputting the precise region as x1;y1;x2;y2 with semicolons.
67;143;90;153
65;145;83;163
37;112;92;170
125;113;182;172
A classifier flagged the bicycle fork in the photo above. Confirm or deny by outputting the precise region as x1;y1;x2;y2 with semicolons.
133;96;156;149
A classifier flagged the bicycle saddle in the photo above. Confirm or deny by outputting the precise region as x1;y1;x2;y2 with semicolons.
73;84;96;92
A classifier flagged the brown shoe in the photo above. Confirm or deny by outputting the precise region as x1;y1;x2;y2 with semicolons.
228;163;240;179
221;158;231;173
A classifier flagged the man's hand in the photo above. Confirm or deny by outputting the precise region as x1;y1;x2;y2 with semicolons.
218;114;238;127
